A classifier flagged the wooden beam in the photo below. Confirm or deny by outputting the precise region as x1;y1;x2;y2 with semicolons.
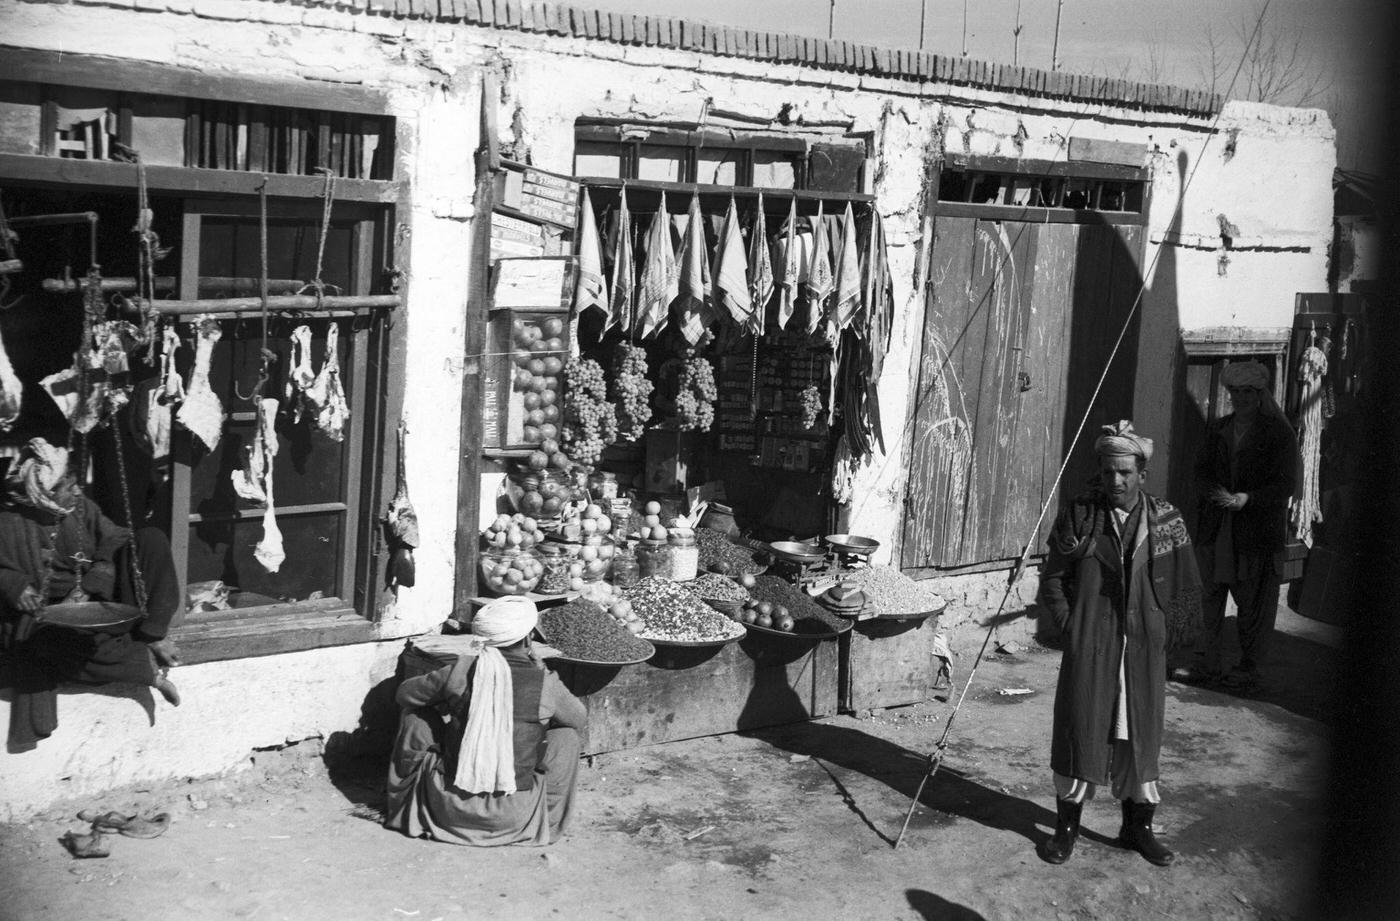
0;153;402;203
0;47;392;115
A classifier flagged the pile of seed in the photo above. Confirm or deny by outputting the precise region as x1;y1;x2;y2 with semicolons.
685;572;750;603
840;566;947;618
623;576;745;643
749;575;849;634
537;599;655;663
695;528;768;575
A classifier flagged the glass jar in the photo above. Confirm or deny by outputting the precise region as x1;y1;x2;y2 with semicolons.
536;543;574;595
636;538;671;579
479;547;543;596
589;471;619;500
578;534;612;583
610;543;640;587
514;469;568;521
668;530;699;582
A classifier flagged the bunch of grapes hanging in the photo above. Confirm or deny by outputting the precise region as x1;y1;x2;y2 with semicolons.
612;343;653;441
674;353;717;432
799;384;822;430
562;357;617;467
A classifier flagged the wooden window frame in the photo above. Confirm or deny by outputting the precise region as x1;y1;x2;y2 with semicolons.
0;51;407;663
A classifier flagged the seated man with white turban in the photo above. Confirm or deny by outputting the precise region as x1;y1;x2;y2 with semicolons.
384;596;587;846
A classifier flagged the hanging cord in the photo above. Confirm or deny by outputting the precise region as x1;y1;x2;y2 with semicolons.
132;154;160;356
110;421;148;612
235;179;275;402
892;1;1278;851
70;214;103;480
296;167;341;308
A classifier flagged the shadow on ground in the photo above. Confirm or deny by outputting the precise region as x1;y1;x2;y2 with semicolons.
906;888;988;920
1172;624;1340;724
744;718;1117;852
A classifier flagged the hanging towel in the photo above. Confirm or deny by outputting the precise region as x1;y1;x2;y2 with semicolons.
714;196;752;329
862;212;894;385
609;191;635;332
805;202;833;335
674;194;716;345
748;194;774;337
635;191;677;340
776;197;800;331
830;202;861;338
574;187;608;321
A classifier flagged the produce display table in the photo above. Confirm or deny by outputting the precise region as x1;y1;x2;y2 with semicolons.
551;631;838;755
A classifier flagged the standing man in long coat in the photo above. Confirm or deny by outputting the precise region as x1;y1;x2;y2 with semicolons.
1037;422;1201;866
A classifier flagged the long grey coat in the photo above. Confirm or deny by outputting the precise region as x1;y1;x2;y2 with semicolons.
1038;491;1200;785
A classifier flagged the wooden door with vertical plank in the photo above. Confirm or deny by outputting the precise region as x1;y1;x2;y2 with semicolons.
902;217;1143;571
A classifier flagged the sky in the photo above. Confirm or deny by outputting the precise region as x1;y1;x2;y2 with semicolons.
578;0;1391;171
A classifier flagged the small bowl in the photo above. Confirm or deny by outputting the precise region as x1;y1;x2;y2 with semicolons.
823;534;880;557
701;598;743;620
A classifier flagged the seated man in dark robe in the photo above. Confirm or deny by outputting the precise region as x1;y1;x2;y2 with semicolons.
384;596;587;846
0;438;182;753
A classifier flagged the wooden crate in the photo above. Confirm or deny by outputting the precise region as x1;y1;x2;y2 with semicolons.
840;615;944;713
552;633;839;755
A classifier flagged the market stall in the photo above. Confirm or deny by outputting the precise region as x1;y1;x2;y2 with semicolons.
455;161;947;751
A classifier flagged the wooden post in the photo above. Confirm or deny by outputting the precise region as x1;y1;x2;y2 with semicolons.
453;68;502;618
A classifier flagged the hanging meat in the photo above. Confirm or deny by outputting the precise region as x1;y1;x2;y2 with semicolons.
230;397;279;504
253;460;285;574
385;420;419;589
286;325;314;422
0;323;21;432
175;318;225;452
157;325;185;407
250;397;285;574
305;322;349;442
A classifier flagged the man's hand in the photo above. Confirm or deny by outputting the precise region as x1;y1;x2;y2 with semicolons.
15;585;42;612
1220;492;1249;511
1208;486;1237;509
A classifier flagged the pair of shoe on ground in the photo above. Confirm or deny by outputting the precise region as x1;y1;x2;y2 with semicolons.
61;811;171;858
1040;800;1174;867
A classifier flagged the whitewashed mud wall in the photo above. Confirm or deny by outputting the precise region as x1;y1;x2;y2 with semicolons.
0;0;1334;815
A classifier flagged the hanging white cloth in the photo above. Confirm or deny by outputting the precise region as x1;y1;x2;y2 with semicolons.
253;457;285;574
1292;343;1327;547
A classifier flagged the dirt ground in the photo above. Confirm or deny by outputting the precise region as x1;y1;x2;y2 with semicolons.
0;605;1344;921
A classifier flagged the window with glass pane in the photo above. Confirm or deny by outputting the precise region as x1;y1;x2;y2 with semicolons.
173;201;388;614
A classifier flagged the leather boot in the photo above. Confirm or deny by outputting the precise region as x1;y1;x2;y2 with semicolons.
1119;800;1175;866
1040;798;1082;865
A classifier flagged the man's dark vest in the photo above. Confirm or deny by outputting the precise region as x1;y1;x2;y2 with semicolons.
457;655;547;792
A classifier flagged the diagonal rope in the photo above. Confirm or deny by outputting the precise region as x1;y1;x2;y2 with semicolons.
893;0;1276;849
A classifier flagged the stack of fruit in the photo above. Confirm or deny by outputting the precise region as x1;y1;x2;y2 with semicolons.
481;513;546;551
510;316;567;446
